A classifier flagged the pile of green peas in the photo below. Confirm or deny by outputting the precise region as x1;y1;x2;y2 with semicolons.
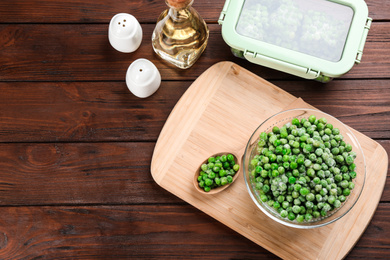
198;154;240;192
250;115;357;223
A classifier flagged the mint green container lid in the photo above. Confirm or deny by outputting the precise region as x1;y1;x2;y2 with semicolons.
218;0;372;82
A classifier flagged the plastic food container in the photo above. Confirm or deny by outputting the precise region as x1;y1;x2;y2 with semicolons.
218;0;372;82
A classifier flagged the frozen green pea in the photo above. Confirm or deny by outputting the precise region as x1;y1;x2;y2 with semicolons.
288;212;296;221
343;188;351;196
296;214;305;223
306;193;315;201
305;213;313;221
205;178;213;186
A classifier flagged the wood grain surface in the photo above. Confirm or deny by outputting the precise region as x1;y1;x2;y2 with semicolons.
0;0;389;259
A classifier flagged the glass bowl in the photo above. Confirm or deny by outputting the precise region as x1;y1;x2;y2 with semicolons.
243;108;366;229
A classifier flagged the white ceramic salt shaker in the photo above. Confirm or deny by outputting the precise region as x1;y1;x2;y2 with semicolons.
108;13;142;53
126;59;161;98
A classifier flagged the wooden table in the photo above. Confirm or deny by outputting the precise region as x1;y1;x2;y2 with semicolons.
0;1;389;259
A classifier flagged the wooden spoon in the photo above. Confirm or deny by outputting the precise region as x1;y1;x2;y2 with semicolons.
194;148;245;195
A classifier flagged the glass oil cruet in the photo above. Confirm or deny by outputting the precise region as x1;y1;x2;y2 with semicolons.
152;0;209;69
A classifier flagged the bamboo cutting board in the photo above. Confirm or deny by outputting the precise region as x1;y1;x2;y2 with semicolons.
150;62;388;259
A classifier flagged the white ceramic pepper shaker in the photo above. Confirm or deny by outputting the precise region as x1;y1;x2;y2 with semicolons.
126;59;161;98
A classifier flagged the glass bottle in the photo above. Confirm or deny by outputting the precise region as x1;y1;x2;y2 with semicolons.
152;0;209;69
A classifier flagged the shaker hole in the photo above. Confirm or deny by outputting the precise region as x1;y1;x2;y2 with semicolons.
123;24;125;27
124;19;126;22
118;22;121;24
139;69;143;72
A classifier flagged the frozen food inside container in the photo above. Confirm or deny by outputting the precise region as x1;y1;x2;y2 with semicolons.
235;0;354;62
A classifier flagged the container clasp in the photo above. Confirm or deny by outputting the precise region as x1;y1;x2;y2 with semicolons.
356;17;372;64
218;0;231;24
244;50;320;80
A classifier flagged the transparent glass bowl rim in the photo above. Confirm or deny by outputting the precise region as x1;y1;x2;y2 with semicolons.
243;108;366;229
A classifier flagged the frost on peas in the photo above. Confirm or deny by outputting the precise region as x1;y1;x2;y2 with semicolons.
300;10;349;61
236;2;270;41
250;115;357;223
280;210;288;218
237;0;352;62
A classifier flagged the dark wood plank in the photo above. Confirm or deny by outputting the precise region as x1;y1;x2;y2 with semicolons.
0;204;279;259
0;142;182;206
0;80;388;143
0;203;388;259
0;0;387;23
0;23;388;81
0;81;188;142
0;140;388;206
